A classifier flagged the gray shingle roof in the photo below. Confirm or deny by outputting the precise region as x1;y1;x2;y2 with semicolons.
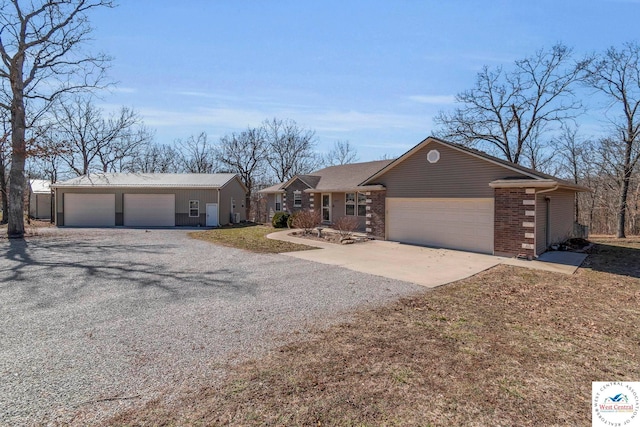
258;160;394;193
259;182;286;193
52;173;240;188
310;160;394;191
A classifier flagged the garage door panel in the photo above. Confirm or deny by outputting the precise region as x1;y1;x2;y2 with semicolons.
124;194;175;227
65;193;116;227
388;198;493;254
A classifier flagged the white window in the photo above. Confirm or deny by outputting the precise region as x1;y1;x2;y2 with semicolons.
293;191;302;207
189;200;199;217
275;194;282;211
346;192;367;217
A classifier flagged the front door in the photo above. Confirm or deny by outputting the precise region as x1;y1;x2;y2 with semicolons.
206;203;219;226
321;193;331;223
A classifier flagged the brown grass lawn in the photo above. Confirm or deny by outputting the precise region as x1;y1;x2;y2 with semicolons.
109;238;640;426
189;223;317;254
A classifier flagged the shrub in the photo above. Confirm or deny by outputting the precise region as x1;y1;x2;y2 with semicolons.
291;210;321;234
271;211;290;228
287;212;296;229
333;215;359;239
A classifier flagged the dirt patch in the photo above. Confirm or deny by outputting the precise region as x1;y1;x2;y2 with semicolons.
0;219;55;239
107;238;640;426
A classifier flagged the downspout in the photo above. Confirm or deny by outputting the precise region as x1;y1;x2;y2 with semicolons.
535;185;559;255
217;188;221;226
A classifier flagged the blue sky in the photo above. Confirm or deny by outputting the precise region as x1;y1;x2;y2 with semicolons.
90;0;640;160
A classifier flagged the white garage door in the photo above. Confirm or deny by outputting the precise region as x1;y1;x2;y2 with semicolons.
387;198;494;254
65;193;116;227
124;194;175;227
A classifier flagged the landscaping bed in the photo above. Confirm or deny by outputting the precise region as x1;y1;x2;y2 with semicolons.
290;229;368;245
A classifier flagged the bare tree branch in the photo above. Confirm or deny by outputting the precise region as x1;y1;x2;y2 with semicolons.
434;43;590;168
263;118;319;182
322;140;359;166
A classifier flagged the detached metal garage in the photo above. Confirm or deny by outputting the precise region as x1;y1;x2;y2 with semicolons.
52;173;248;228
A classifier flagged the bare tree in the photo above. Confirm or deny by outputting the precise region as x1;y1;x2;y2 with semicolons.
584;42;640;238
434;44;590;168
129;143;179;173
175;132;218;173
217;127;267;217
0;0;113;238
46;96;148;176
96;123;153;173
377;153;396;161
263;118;319;181
0;127;9;224
28;121;65;182
554;125;594;220
322;140;359;166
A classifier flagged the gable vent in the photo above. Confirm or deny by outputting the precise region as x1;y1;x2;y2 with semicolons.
427;149;440;164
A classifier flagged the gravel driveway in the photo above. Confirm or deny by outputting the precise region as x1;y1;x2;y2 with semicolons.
0;228;421;425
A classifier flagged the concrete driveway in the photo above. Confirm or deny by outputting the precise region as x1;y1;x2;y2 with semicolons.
273;233;501;287
0;228;422;426
269;230;587;286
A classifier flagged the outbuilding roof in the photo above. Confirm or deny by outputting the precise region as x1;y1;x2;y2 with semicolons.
29;179;51;193
52;173;244;189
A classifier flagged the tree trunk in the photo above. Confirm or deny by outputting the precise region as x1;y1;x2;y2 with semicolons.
0;168;7;224
7;67;26;238
245;193;251;222
617;166;632;238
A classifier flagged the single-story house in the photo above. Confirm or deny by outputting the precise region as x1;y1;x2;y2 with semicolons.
260;136;589;258
52;173;247;227
28;179;52;220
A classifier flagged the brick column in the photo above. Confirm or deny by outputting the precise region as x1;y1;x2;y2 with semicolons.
309;192;315;211
494;188;536;258
365;190;386;239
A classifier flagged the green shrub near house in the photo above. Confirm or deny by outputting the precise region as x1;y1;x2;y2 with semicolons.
271;211;290;228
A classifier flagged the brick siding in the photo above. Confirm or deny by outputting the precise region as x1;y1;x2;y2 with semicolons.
494;187;536;258
283;180;312;213
365;190;386;239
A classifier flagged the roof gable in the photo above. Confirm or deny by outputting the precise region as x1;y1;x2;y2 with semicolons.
362;136;570;186
309;160;393;191
281;175;320;190
260;160;394;193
